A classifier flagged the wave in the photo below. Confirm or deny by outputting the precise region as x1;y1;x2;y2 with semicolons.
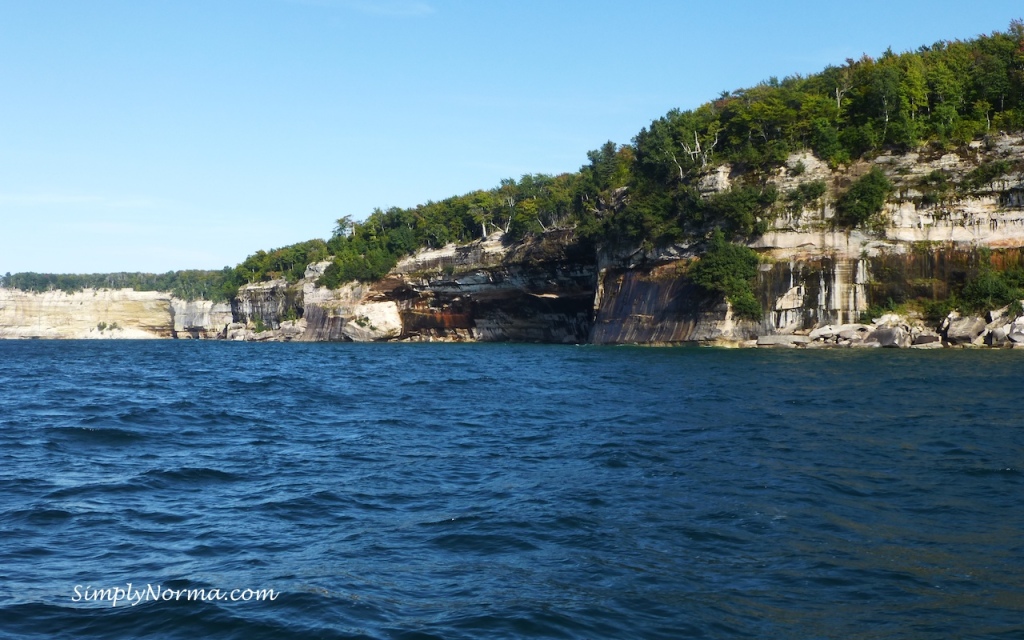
4;342;1024;639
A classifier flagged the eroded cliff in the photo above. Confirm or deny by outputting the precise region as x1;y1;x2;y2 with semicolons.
5;139;1024;347
586;137;1024;346
0;288;231;339
233;230;596;343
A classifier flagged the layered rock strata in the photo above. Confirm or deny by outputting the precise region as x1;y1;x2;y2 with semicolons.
4;139;1024;346
0;288;230;339
286;230;595;343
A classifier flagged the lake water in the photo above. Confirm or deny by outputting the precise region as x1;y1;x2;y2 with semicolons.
1;341;1022;639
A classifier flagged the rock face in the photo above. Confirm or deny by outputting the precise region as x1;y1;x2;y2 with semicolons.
171;299;233;339
591;262;757;344
0;288;233;340
0;288;173;339
299;290;403;342
395;268;594;343
579;138;1024;346
298;230;596;343
232;280;299;330
948;316;988;344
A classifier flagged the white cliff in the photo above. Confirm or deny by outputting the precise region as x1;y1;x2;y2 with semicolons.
0;288;231;339
0;288;173;339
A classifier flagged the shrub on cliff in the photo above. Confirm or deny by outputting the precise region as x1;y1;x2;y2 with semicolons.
834;167;892;228
785;180;828;213
689;230;762;320
960;160;1013;193
702;184;779;237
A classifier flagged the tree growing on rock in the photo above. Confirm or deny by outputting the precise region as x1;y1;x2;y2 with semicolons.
835;167;892;228
689;230;762;320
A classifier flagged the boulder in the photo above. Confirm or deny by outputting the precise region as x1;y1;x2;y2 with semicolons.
987;326;1009;346
987;306;1010;324
875;313;904;327
809;325;838;340
279;319;306;340
940;311;959;333
803;340;830;349
866;326;911;348
945;316;987;345
226;323;250;341
810;323;877;341
838;325;872;341
912;333;941;345
1008;331;1024;344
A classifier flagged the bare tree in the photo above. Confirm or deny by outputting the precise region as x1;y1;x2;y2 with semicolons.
681;130;719;169
834;60;855;114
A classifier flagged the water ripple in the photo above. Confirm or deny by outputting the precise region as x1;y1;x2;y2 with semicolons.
1;342;1022;638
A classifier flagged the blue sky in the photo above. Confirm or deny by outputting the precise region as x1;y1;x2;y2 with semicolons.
1;0;1022;274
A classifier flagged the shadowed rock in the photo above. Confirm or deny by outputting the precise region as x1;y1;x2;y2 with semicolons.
945;316;987;345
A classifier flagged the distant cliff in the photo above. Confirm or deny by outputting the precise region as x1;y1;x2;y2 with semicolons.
4;139;1024;347
0;288;231;340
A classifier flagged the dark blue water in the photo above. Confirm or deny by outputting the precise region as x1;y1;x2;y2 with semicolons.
1;342;1022;639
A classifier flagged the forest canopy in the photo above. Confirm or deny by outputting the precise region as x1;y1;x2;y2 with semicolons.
1;269;239;302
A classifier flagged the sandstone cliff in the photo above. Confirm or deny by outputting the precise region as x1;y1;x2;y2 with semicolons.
4;138;1024;347
0;288;231;339
586;136;1024;346
230;230;595;343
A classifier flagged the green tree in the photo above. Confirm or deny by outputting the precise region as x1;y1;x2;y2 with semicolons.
835;167;892;227
900;55;929;121
689;230;762;320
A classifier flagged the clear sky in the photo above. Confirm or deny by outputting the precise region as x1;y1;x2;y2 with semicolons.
1;1;1022;274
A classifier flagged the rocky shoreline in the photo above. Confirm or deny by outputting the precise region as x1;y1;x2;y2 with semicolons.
751;307;1024;349
2;280;1023;350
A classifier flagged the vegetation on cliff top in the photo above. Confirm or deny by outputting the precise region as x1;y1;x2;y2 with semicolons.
1;269;239;303
6;23;1024;313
